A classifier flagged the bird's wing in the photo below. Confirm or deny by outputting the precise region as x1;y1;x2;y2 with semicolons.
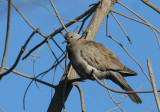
80;41;137;76
80;41;124;71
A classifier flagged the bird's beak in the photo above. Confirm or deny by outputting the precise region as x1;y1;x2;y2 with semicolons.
62;40;67;44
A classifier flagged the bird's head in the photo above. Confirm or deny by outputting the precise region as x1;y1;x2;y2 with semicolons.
62;32;81;44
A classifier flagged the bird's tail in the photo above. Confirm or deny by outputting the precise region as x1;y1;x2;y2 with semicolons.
109;72;142;104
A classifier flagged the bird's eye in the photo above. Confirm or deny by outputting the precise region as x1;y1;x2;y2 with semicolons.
71;36;73;38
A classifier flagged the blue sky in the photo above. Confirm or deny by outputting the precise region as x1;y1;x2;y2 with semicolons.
0;0;160;112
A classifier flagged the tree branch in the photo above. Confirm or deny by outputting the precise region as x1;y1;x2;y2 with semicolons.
141;0;160;14
0;29;39;79
73;82;85;112
49;0;68;32
92;73;160;94
0;66;56;88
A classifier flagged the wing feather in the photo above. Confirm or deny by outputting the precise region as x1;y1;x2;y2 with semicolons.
80;41;124;71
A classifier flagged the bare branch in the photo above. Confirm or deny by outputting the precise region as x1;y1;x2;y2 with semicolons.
107;106;120;112
109;35;151;82
49;0;69;32
141;0;160;14
0;0;11;80
103;80;125;112
1;66;56;88
73;82;85;112
106;18;151;83
111;10;160;34
0;107;5;112
51;38;65;53
11;2;47;38
78;7;97;34
0;29;39;79
47;42;64;70
92;72;160;94
117;1;160;47
110;12;132;44
146;103;156;112
24;1;82;22
147;59;160;111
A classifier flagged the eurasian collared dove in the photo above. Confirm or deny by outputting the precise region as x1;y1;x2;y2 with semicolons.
63;32;142;104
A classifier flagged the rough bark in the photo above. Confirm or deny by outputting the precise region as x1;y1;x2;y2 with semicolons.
47;0;117;111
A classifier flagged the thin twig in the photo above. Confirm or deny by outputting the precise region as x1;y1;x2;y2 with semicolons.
110;12;131;44
0;107;5;112
47;42;64;70
111;10;160;34
107;106;120;112
141;0;160;14
73;82;85;112
49;3;98;38
22;54;65;110
146;103;156;112
112;10;147;25
0;29;39;79
111;10;160;47
92;73;160;94
1;66;56;88
78;9;96;34
117;1;160;47
103;80;125;112
109;35;151;82
49;0;69;32
11;2;47;38
51;38;65;53
17;59;34;71
0;0;11;80
32;58;40;88
24;1;82;22
147;59;160;111
53;27;65;37
74;26;79;33
22;5;98;59
106;16;151;82
150;27;160;47
37;53;66;80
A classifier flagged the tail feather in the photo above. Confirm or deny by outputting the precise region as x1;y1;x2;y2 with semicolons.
118;66;137;77
122;83;142;104
109;71;142;104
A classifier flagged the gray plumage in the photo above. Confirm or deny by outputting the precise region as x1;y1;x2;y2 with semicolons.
64;32;142;104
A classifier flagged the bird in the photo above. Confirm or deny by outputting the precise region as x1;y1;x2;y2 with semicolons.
63;32;142;104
